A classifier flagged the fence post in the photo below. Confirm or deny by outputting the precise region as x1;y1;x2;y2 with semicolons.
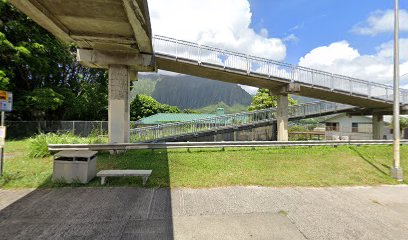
367;84;372;98
311;71;314;86
223;51;226;69
198;45;201;64
246;55;250;74
330;74;334;91
175;40;178;59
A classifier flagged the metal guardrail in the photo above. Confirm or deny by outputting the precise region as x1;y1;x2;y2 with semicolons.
48;140;408;152
129;101;354;143
153;35;408;104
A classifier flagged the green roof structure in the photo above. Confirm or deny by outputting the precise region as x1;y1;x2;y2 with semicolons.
137;113;217;125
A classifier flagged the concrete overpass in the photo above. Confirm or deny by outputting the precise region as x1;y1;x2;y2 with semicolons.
9;0;408;143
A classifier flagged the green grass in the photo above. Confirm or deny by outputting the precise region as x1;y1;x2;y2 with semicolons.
28;132;107;158
0;139;407;189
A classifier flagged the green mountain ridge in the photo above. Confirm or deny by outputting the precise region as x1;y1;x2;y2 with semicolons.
132;74;252;111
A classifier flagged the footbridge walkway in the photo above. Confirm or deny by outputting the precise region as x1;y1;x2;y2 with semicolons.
153;35;408;110
130;101;355;143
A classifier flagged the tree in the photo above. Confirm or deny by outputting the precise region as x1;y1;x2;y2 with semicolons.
14;88;64;120
130;94;180;121
0;1;108;120
248;88;297;111
400;117;408;130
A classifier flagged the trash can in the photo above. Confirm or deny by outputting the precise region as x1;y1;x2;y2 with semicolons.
53;150;97;184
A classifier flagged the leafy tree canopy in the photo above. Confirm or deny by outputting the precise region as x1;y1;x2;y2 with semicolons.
248;88;297;111
400;117;408;130
0;0;108;120
130;94;180;121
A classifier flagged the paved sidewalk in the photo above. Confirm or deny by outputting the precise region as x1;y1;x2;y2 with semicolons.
1;185;408;239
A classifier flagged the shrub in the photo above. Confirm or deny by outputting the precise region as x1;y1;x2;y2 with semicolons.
289;125;308;133
28;132;106;158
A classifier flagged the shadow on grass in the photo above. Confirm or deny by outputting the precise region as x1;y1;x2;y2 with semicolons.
349;146;389;176
0;149;175;239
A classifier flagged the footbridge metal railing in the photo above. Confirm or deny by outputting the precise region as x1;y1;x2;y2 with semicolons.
153;35;408;104
130;108;275;143
130;101;354;143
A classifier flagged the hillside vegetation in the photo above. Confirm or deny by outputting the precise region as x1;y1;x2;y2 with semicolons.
132;74;252;110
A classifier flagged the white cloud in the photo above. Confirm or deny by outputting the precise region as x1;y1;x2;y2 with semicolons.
148;0;286;60
352;9;408;36
299;41;359;67
239;85;258;95
283;34;299;43
376;39;408;62
298;39;408;86
148;0;287;95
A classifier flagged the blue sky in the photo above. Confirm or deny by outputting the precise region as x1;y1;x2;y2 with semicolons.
149;0;408;88
250;0;408;63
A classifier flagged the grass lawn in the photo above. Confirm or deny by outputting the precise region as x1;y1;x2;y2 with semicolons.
0;139;407;189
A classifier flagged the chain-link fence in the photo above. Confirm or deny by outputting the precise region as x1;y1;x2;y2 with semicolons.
6;121;111;139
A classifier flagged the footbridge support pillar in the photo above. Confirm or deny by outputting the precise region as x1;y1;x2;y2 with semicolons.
277;94;289;141
77;49;154;144
272;83;299;142
372;114;385;140
108;65;136;144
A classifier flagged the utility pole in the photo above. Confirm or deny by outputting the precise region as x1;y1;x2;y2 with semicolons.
391;0;403;181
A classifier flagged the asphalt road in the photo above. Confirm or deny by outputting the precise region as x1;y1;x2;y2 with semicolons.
1;185;408;239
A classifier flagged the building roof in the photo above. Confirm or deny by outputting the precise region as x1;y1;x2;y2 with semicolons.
137;113;216;125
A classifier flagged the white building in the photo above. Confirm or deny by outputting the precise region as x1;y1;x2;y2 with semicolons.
322;113;393;140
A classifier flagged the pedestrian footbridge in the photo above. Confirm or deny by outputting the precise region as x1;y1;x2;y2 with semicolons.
153;36;408;109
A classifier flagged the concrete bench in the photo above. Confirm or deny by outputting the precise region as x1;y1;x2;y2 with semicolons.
97;170;152;186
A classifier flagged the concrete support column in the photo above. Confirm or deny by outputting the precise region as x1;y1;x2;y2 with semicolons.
277;94;289;141
108;65;132;143
372;114;385;140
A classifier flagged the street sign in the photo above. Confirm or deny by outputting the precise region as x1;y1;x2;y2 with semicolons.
0;126;5;147
0;91;12;112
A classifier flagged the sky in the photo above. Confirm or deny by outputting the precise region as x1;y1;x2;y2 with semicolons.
148;0;408;94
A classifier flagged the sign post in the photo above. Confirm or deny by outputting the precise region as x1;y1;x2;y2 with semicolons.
0;90;12;177
391;0;403;181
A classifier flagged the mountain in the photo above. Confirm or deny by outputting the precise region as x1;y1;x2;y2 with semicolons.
132;74;252;110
